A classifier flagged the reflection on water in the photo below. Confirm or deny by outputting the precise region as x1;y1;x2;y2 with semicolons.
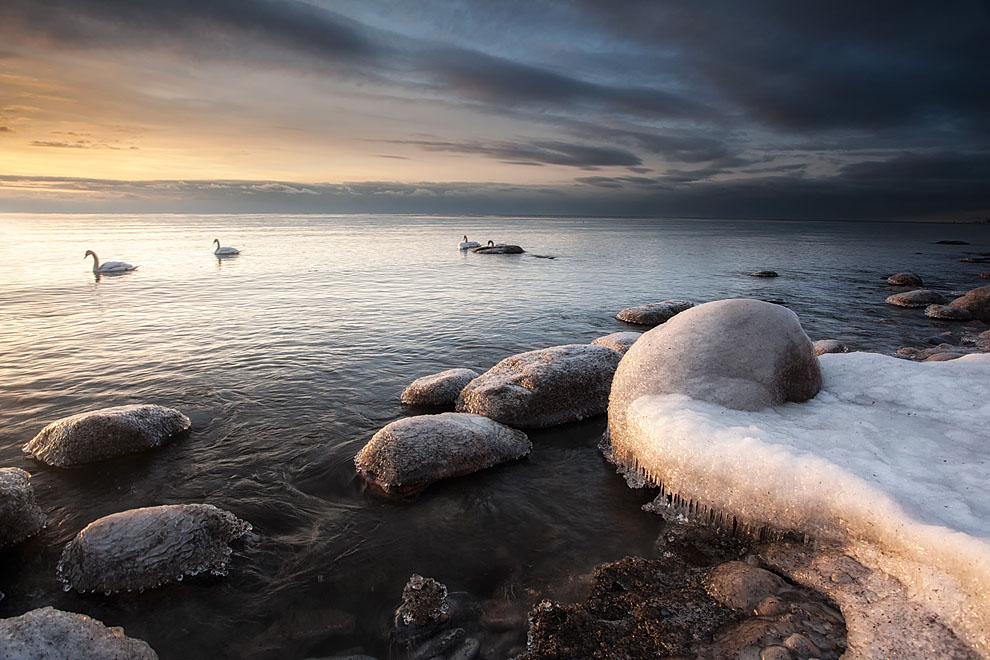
0;214;988;659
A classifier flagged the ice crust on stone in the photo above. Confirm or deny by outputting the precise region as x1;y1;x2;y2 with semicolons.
0;606;158;659
355;413;531;495
400;368;480;406
619;352;990;653
615;299;694;326
590;331;642;354
23;404;191;466
0;467;46;547
57;503;251;593
456;344;622;428
884;288;947;308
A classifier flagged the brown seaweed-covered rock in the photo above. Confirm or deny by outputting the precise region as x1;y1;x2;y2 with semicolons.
887;272;923;286
0;467;46;547
57;503;251;593
400;368;480;406
949;285;990;321
354;413;530;495
812;339;849;356
884;289;947;308
472;244;524;254
456;344;622;428
0;606;158;659
925;304;973;321
23;404;191;467
616;299;694;326
590;331;642;354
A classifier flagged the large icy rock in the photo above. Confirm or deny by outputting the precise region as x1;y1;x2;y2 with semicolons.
0;467;46;547
23;404;191;466
615;299;694;326
456;344;622;428
400;368;479;406
354;413;531;495
620;352;990;654
949;285;990;320
57;503;251;593
0;606;158;659
590;331;642;354
884;289;947;308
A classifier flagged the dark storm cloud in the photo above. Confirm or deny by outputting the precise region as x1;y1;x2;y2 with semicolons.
383;138;642;168
839;151;990;183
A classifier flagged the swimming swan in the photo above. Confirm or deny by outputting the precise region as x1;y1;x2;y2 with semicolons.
213;239;240;255
458;235;480;250
84;250;138;274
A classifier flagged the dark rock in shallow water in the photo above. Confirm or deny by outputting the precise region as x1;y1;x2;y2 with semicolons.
936;240;969;245
590;331;642;354
887;272;923;286
355;413;530;495
949;285;990;321
395;574;451;642
400;368;479;406
615;299;694;325
57;503;251;593
751;270;779;278
472;244;524;254
925;304;973;321
884;289;947;308
0;606;158;659
960;257;990;263
812;339;849;356
0;467;46;547
456;344;622;428
23;404;191;466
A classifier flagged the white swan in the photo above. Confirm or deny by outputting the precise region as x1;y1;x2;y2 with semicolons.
213;238;240;255
84;250;137;274
458;235;480;250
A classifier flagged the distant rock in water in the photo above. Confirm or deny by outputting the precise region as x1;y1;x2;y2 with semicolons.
57;503;251;594
456;344;622;428
812;339;849;355
960;257;990;263
23;404;191;467
750;270;779;278
472;244;525;254
0;606;158;659
936;240;969;245
0;467;46;547
354;413;531;495
615;299;695;326
401;368;480;406
884;289;947;308
980;272;990;279
887;272;923;286
948;285;990;320
925;304;973;321
591;331;642;355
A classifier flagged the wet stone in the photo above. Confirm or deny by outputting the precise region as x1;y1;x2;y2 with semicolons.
396;575;451;642
0;606;158;659
590;331;642;354
752;270;779;278
925;304;973;321
401;369;480;406
0;467;46;547
812;340;848;356
886;272;923;286
616;299;695;326
884;289;947;308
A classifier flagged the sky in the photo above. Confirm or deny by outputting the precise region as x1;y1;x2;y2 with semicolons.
1;0;988;220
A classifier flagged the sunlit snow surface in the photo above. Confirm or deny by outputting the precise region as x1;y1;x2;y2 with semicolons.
623;351;990;650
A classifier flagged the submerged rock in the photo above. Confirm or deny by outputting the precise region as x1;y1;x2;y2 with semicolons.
400;368;480;406
884;289;947;308
887;272;923;286
936;240;969;245
354;413;530;495
57;503;251;593
0;606;158;659
949;285;990;321
472;244;524;254
925;304;973;321
23;404;191;467
615;299;695;326
590;331;642;354
751;270;779;278
0;467;46;547
812;339;849;356
456;344;622;428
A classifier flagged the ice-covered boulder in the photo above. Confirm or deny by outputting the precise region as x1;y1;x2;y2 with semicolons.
0;467;46;547
400;368;479;406
619;352;990;654
615;300;694;326
456;344;622;428
884;289;947;308
354;413;531;495
0;606;158;659
949;285;990;321
590;331;642;354
57;503;250;593
812;339;849;355
925;304;973;321
887;272;923;286
23;404;191;466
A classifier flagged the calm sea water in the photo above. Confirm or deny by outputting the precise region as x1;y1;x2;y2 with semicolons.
1;213;988;659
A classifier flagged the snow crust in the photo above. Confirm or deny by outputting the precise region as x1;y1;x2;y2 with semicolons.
619;352;990;652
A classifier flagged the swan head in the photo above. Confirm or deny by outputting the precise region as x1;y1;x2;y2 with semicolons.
84;250;96;259
213;238;220;247
463;235;468;242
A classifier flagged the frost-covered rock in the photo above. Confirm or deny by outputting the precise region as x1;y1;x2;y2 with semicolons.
400;368;479;406
615;299;694;326
750;270;779;278
619;352;990;653
0;467;46;547
57;503;250;593
925;304;973;321
0;606;158;659
472;244;524;254
887;272;923;286
23;404;191;466
395;574;450;641
949;285;990;321
884;289;947;308
812;339;849;356
456;344;622;428
590;331;642;354
354;413;531;495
